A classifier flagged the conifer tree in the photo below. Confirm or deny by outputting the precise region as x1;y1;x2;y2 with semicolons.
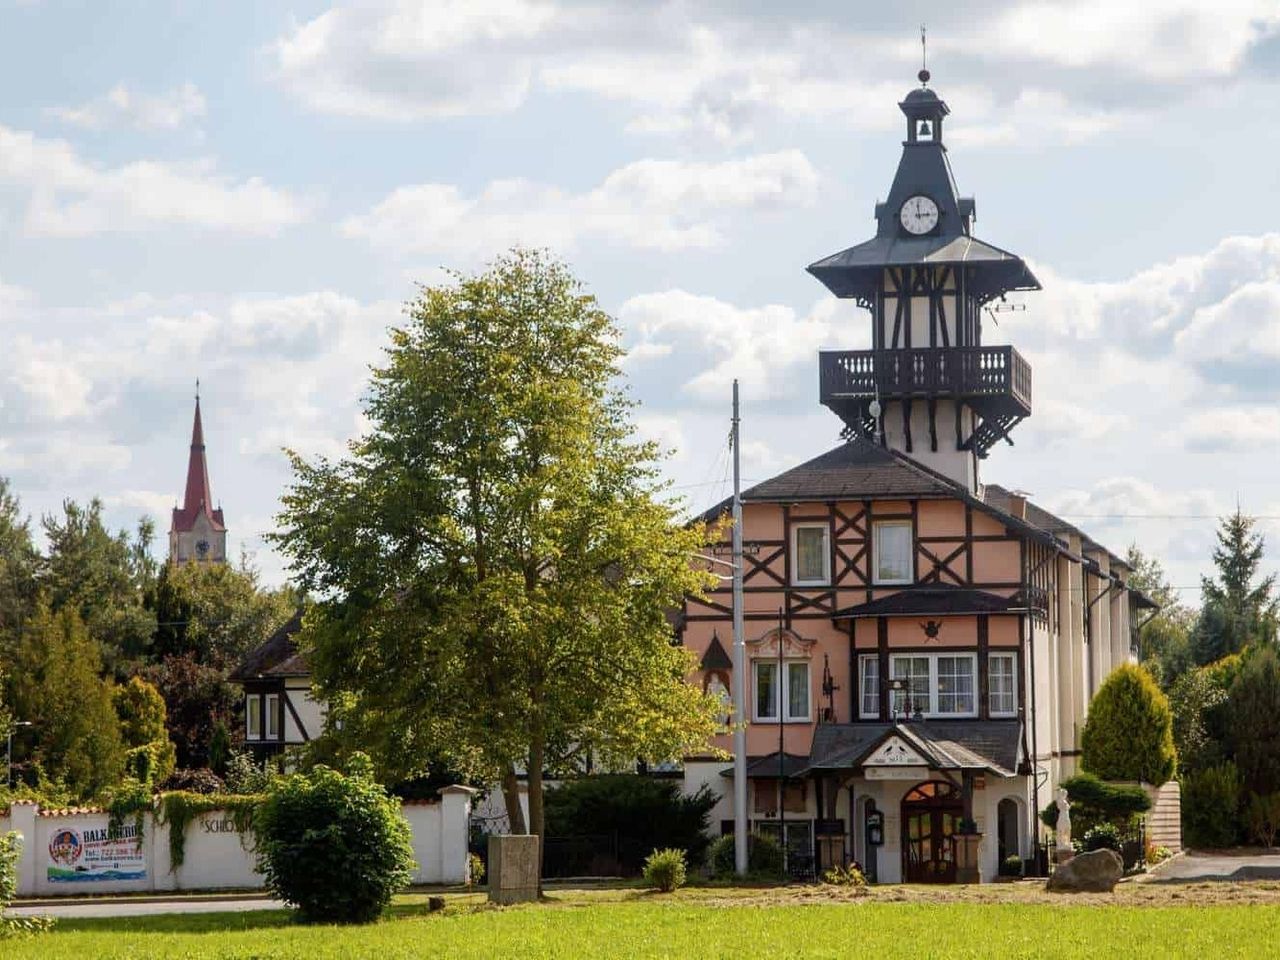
1227;647;1280;798
1081;664;1176;785
1193;510;1278;665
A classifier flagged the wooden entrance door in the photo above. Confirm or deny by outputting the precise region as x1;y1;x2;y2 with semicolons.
902;781;962;883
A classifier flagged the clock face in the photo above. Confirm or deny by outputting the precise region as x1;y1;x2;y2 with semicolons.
899;195;939;235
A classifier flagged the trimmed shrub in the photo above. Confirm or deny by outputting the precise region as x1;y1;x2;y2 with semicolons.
159;767;225;795
254;756;414;923
642;848;688;892
1039;772;1151;837
544;775;716;875
1081;664;1176;785
999;854;1023;877
1181;762;1241;849
1080;822;1123;853
708;832;785;880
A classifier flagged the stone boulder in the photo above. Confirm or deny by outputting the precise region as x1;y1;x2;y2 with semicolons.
1046;848;1124;893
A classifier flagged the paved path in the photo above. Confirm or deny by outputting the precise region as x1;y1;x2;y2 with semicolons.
1151;850;1280;883
9;896;288;919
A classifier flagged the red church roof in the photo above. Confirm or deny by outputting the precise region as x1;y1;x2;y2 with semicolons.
172;397;225;533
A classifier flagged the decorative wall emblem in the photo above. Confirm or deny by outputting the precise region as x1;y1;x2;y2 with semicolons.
746;626;816;660
864;735;928;767
920;619;942;641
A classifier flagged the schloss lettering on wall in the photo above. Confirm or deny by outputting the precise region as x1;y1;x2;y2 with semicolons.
200;817;239;834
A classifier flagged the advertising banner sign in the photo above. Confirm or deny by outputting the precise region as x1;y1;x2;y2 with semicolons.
47;823;146;883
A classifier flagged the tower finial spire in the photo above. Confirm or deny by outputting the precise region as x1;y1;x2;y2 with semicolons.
918;24;931;86
195;377;200;402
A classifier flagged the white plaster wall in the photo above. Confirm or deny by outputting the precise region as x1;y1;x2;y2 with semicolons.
7;795;474;896
283;681;325;744
683;761;732;830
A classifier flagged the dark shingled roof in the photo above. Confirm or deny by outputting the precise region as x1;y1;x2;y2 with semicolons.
229;609;308;682
700;633;733;671
720;752;810;779
833;585;1028;620
741;438;954;503
805;721;1021;778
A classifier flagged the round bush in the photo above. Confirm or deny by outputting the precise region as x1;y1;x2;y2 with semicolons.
642;848;687;892
254;758;414;923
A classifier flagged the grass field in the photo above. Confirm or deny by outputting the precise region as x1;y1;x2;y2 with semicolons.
10;882;1280;959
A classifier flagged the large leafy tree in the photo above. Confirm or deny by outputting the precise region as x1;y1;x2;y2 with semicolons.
41;499;157;674
1193;510;1278;665
274;249;722;848
0;478;38;661
1126;545;1195;686
9;605;126;800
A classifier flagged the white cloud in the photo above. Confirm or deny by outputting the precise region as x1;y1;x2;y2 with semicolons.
1180;407;1280;452
0;124;307;236
268;1;1280;144
47;82;207;132
341;151;819;258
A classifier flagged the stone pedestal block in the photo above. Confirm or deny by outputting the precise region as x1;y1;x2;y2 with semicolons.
488;834;540;905
954;833;983;884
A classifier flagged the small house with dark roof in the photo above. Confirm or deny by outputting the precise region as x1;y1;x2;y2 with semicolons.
676;70;1158;885
229;610;325;759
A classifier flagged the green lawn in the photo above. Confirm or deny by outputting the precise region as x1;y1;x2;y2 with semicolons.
9;887;1280;959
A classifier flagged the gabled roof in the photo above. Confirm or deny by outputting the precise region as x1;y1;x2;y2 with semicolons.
172;397;225;534
804;720;1020;778
832;585;1029;620
982;483;1127;574
741;437;955;503
700;633;733;671
229;609;308;682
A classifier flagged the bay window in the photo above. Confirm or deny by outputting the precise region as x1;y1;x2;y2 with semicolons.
754;660;811;722
989;652;1017;717
873;520;913;584
889;653;977;718
791;522;831;585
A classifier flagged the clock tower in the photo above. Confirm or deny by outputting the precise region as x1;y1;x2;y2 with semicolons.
809;70;1039;492
169;391;227;565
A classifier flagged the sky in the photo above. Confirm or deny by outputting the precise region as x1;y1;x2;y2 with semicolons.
0;0;1278;604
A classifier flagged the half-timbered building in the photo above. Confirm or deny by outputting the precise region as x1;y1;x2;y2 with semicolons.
677;72;1154;884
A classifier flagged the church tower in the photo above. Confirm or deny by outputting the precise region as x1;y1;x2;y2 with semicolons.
809;68;1039;492
169;392;227;564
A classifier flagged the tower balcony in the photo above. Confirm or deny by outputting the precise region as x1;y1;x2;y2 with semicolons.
819;346;1032;455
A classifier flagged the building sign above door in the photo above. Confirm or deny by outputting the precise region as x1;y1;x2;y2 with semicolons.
865;766;932;781
863;735;928;768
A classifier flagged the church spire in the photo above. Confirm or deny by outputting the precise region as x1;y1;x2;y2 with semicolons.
170;387;227;563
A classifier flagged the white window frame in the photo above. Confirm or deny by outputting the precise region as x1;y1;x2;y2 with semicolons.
246;695;262;741
753;659;812;723
989;652;1018;718
265;693;281;740
872;520;914;585
889;652;978;718
790;521;832;586
859;655;880;719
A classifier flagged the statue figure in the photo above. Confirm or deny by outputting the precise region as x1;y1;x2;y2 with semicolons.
1054;786;1072;849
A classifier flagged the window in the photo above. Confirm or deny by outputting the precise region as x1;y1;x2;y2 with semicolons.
990;653;1017;717
890;655;931;717
247;695;262;740
754;660;811;722
873;521;913;584
754;779;806;815
936;656;975;716
889;653;978;718
859;655;880;718
266;694;280;740
791;522;831;585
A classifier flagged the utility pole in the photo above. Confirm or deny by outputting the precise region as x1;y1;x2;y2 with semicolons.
731;379;748;876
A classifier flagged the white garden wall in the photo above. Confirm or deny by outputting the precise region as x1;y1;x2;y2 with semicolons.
1;785;475;897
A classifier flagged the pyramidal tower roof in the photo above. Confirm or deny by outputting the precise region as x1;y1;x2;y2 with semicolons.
172;394;225;533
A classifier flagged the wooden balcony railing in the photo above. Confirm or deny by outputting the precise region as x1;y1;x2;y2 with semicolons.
819;346;1032;413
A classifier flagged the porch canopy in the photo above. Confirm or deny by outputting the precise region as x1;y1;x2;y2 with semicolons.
831;585;1030;621
802;721;1021;779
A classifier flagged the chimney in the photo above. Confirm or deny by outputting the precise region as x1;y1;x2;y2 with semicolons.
1008;490;1028;520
